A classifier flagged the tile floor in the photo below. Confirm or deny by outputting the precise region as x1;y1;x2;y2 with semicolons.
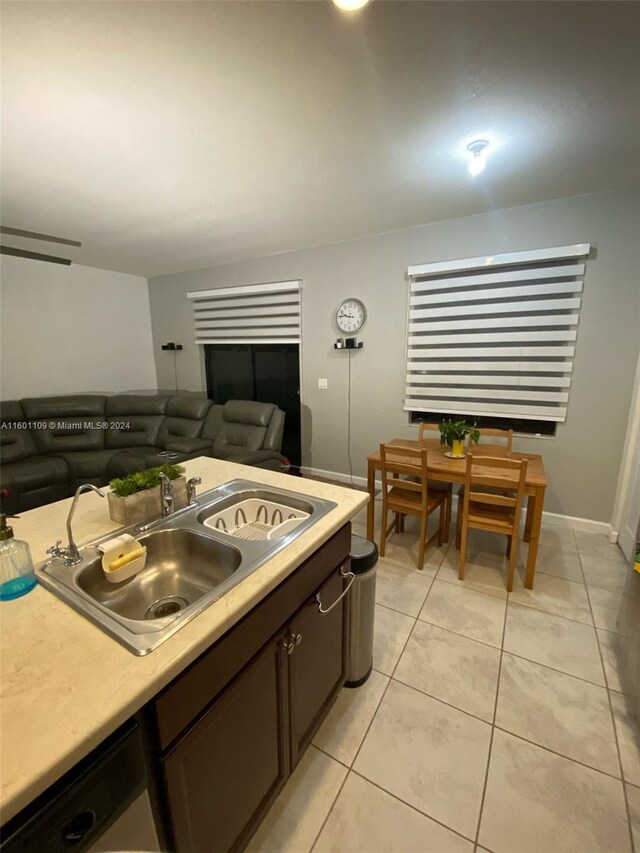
249;500;639;853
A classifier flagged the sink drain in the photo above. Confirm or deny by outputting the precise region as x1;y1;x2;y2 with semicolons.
145;596;189;620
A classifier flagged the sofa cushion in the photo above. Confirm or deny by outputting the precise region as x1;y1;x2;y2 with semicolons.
56;450;123;482
165;438;212;455
1;482;69;514
200;404;225;442
105;415;165;449
105;447;161;479
224;400;276;428
104;395;168;449
166;396;211;420
105;395;169;416
21;396;107;453
213;422;267;456
0;400;38;463
0;455;69;494
264;408;285;453
156;397;211;449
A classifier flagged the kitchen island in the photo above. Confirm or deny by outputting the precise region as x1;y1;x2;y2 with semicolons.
0;457;367;844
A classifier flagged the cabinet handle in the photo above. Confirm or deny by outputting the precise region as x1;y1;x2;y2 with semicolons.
283;632;302;655
315;566;355;616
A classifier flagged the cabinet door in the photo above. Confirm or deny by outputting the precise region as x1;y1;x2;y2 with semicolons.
162;633;289;853
288;563;349;767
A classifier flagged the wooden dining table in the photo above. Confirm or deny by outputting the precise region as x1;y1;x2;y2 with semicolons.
366;438;548;589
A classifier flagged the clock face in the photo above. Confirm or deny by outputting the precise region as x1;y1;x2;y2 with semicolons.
336;298;366;334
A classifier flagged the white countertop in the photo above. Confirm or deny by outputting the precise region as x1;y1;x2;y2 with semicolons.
0;459;367;823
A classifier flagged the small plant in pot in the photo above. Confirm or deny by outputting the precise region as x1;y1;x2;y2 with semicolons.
108;463;187;526
438;420;480;459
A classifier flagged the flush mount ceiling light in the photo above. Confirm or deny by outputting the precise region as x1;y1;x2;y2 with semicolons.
332;0;372;11
467;139;489;176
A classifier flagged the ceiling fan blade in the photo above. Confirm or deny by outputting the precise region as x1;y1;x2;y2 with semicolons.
1;245;72;265
0;226;81;247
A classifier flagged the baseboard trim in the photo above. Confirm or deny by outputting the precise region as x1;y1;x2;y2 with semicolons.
540;510;612;537
300;466;369;490
301;465;612;536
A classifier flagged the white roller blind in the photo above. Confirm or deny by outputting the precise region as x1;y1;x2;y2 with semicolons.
187;280;302;344
404;243;590;422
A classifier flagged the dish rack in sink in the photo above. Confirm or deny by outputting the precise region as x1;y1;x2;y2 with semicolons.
202;498;309;542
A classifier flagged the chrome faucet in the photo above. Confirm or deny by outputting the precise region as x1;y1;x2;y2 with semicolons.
187;477;202;505
47;484;105;566
159;473;174;517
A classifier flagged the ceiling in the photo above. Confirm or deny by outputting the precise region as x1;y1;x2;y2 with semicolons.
1;1;639;278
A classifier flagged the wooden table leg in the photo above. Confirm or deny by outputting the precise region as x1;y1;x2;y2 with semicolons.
366;458;376;540
524;486;545;589
524;494;535;543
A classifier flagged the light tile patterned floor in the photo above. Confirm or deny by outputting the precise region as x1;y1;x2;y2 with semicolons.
250;506;639;853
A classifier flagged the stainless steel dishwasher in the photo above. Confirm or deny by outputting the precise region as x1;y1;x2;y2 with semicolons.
0;719;160;853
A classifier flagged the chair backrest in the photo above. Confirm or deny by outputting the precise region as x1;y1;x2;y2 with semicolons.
462;454;528;518
418;422;440;442
379;443;429;511
476;427;513;452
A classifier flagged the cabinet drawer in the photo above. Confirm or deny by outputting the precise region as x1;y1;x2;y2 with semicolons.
154;524;351;750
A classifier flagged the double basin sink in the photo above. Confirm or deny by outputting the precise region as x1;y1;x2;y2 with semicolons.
38;479;336;655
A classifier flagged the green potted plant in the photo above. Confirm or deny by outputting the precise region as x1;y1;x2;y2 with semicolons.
438;420;480;459
108;463;187;526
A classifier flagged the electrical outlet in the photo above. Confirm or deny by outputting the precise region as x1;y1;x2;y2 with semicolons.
318;378;328;390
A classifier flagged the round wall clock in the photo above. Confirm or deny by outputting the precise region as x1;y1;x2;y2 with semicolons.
335;298;367;334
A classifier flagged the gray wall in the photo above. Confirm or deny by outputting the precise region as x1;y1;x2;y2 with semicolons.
1;257;158;398
148;190;640;523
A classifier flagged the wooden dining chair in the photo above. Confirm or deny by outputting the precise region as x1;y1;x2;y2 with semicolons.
455;426;514;514
379;443;447;570
476;426;514;451
417;422;454;542
456;454;528;592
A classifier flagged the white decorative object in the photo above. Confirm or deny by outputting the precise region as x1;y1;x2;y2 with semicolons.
335;298;367;334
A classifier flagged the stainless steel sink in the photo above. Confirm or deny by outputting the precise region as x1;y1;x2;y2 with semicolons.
76;529;242;621
37;479;336;655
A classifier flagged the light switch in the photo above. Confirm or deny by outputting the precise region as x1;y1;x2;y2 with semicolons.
318;378;328;390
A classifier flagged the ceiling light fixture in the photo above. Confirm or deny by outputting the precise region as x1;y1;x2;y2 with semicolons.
332;0;371;11
466;139;489;176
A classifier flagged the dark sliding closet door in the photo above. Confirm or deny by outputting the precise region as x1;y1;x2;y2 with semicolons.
204;344;301;467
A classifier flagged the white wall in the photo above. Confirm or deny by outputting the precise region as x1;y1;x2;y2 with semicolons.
148;190;640;524
0;257;157;398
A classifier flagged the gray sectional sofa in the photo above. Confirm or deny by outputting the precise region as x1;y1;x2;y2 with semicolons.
0;395;285;513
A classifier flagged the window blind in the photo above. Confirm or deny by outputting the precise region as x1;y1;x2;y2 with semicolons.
187;280;302;345
404;243;590;422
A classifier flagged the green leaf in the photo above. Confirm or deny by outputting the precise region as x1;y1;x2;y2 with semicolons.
109;463;185;497
436;418;479;447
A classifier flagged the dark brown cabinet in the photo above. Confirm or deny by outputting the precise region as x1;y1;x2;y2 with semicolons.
288;568;348;767
149;525;351;853
162;633;290;853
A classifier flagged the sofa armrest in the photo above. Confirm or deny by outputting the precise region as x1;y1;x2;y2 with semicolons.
166;438;213;454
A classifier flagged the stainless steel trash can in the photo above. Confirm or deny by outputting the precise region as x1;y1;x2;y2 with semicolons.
345;533;378;688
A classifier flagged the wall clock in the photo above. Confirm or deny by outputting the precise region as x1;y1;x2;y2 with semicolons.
335;298;367;334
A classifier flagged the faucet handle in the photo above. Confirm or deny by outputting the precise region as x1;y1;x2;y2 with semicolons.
187;477;202;504
47;539;64;558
